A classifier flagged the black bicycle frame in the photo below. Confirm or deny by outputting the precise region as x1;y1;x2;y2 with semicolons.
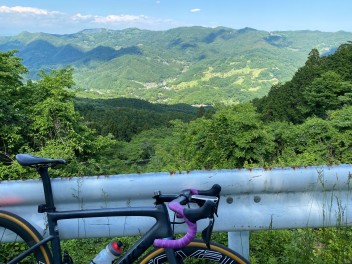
24;166;180;264
47;204;176;263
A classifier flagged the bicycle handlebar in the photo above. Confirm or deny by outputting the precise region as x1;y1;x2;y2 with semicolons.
153;185;220;249
153;198;197;248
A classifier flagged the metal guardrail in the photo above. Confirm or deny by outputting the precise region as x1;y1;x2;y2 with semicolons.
1;164;352;259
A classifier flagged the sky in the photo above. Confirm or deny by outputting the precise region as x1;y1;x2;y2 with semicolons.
1;0;352;36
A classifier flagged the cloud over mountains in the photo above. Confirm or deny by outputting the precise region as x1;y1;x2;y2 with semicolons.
0;5;180;35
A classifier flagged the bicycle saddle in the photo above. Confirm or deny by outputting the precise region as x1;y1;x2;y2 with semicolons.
16;154;66;167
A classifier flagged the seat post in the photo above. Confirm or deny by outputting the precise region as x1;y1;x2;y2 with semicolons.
37;166;56;212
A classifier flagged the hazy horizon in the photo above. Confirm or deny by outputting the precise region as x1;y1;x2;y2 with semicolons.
1;0;352;36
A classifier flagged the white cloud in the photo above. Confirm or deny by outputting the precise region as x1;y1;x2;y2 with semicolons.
0;5;60;15
72;13;94;21
190;8;201;13
0;5;185;35
93;14;148;24
71;13;151;27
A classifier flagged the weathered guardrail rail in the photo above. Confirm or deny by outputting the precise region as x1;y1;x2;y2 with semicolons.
1;164;352;259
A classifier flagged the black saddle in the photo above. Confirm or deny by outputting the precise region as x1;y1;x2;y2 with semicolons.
16;154;66;167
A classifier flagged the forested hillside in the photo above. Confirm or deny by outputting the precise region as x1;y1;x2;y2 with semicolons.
253;43;352;123
1;39;352;263
1;27;352;104
74;97;207;141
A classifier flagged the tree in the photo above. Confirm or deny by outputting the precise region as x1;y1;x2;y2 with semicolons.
179;104;274;169
0;50;27;88
303;71;352;118
253;48;324;123
27;67;78;148
0;54;119;179
324;42;352;80
288;117;337;165
305;48;321;67
328;106;352;163
0;51;28;153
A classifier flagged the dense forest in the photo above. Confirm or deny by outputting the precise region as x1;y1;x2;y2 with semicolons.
1;40;352;262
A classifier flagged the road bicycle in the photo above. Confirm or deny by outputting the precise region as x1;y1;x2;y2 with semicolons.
0;154;250;263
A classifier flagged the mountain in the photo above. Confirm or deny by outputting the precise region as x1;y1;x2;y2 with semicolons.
0;27;351;105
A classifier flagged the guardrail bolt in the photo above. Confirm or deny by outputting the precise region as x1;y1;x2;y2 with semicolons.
254;196;261;203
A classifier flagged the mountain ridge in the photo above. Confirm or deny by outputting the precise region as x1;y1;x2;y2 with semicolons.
1;26;351;104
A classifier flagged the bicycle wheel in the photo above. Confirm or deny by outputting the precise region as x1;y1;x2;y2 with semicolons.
140;239;250;264
0;210;52;263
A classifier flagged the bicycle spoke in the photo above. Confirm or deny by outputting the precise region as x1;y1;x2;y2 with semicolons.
0;228;38;263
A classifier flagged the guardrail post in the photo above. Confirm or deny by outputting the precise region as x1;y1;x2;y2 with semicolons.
228;231;249;260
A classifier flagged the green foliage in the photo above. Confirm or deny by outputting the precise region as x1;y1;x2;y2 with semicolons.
250;230;296;264
327;106;352;163
175;104;274;170
0;241;40;263
75;97;199;141
304;71;352;118
0;50;27;87
0;51;119;179
250;228;352;264
268;117;337;166
254;42;352;123
0;50;28;153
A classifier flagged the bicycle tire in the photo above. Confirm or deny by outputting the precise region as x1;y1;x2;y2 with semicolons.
140;239;250;264
0;210;52;263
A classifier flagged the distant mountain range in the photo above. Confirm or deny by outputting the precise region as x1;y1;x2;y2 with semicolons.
1;27;351;104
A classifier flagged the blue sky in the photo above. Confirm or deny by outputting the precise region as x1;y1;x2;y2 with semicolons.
1;0;351;36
